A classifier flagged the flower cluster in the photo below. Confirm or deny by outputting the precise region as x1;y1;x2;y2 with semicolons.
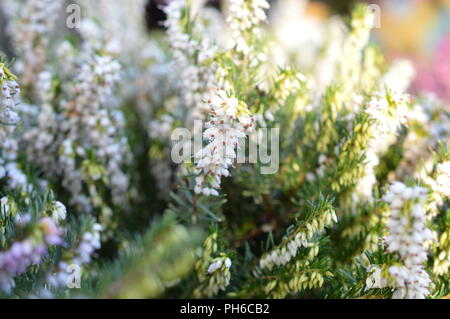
74;223;103;266
21;71;59;175
365;92;410;139
194;232;232;298
0;62;29;191
396;95;450;180
194;89;254;196
0;216;63;293
380;59;416;94
354;91;411;199
258;204;336;271
270;68;306;112
259;239;320;272
433;228;450;276
74;55;122;103
208;256;232;274
47;223;102;288
163;0;218;122
201;255;232;297
262;259;326;299
433;162;450;198
145;1;225;198
2;63;68;285
0;63;20;125
7;0;62;91
338;5;374;98
367;182;434;299
424;159;450;276
27;53;131;219
13;5;135;223
0;240;47;293
227;0;270;56
78;0;148;55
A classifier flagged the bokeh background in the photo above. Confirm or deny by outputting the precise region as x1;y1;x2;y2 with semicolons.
1;0;449;101
146;0;450;101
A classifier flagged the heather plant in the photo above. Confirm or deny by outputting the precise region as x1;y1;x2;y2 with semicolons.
0;0;449;300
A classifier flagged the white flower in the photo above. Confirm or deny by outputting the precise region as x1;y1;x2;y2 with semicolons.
224;258;232;268
366;92;410;137
51;201;67;222
194;89;254;196
208;257;227;274
8;0;63;90
366;266;389;289
379;59;415;93
227;0;270;58
378;182;434;299
24;51;131;215
163;0;218;122
258;209;335;271
0;64;30;194
434;162;450;197
0;197;10;216
0;65;21;126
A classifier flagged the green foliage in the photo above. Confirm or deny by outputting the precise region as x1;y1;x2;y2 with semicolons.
94;213;204;299
1;1;449;300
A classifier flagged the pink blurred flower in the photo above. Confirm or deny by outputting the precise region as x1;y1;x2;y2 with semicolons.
39;217;63;246
414;34;450;101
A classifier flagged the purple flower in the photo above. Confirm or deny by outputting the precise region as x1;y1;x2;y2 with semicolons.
39;217;63;246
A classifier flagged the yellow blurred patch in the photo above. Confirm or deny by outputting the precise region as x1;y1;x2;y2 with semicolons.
376;1;437;56
305;2;330;20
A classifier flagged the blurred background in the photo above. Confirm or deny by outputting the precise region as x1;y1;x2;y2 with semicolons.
1;0;449;101
145;0;450;101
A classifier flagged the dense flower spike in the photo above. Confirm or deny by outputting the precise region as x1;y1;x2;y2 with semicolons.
337;5;374;99
78;0;148;56
194;232;232;298
367;182;434;299
22;51;132;224
13;3;135;231
163;0;218;121
60;54;131;216
380;59;416;94
7;0;62;92
258;198;336;271
0;62;29;190
396;95;450;180
365;92;410;138
434;162;450;198
227;0;270;56
0;63;20;125
194;89;254;196
423;158;450;276
433;227;450;276
146;0;223;197
202;256;232;297
353;91;411;199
